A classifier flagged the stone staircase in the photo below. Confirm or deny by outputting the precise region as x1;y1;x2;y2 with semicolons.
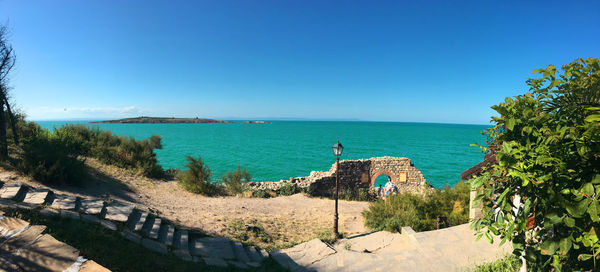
0;181;270;270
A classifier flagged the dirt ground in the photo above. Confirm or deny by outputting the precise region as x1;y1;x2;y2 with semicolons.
5;159;370;249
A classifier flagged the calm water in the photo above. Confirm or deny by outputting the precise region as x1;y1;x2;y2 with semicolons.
36;121;489;188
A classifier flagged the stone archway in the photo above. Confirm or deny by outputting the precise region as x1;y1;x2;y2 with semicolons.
370;170;396;187
265;156;428;198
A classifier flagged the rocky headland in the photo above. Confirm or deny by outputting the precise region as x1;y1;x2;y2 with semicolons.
92;117;233;124
242;121;271;124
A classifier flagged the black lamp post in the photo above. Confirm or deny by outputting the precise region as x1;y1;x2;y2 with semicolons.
331;140;344;238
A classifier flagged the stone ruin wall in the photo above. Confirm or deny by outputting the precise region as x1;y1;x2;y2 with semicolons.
248;156;430;197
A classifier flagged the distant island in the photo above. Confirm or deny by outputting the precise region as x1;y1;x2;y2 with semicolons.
92;117;233;124
243;121;271;124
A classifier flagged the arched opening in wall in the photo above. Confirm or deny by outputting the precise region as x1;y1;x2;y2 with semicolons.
373;174;391;188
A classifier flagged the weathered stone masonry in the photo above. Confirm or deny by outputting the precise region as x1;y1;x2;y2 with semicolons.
249;156;429;197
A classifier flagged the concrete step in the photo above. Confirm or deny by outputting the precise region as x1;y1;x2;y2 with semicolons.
173;230;189;250
232;241;251;263
104;202;134;222
50;195;77;210
191;237;235;260
172;230;191;260
0;225;46;253
141;238;168;255
79;199;105;215
0;217;30;239
128;210;149;232
158;224;175;246
201;256;228;267
22;188;50;205
0;184;23;199
247;245;265;263
259;248;269;259
147;217;161;240
13;234;80;271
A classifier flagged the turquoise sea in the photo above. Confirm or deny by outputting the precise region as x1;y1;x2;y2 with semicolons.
36;121;489;188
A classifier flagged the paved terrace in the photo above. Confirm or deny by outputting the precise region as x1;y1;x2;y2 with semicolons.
272;225;512;272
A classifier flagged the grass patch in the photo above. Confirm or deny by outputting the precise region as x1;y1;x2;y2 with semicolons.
263;241;298;253
469;255;521;272
314;228;345;244
2;207;286;272
226;219;273;247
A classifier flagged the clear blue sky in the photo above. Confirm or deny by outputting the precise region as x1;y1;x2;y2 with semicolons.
1;0;598;124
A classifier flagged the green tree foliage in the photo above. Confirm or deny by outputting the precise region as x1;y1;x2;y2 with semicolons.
178;155;219;195
0;24;20;160
362;181;470;232
222;166;251;195
470;58;600;271
19;126;86;185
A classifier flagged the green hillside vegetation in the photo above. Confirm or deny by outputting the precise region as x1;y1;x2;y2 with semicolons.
2;120;166;185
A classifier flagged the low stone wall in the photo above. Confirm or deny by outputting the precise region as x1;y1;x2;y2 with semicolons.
248;156;430;197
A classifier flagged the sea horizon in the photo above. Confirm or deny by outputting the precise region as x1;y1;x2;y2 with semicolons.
35;120;491;188
29;118;492;126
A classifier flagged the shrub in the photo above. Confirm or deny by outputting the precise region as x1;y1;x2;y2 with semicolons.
52;124;165;178
278;183;300;196
252;189;272;198
470;255;521;272
315;228;337;244
362;181;469;233
19;126;86;185
470;58;600;271
177;155;218;196
337;187;378;202
222;166;251;195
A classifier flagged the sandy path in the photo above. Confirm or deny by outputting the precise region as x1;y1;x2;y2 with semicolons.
142;181;368;239
5;159;370;248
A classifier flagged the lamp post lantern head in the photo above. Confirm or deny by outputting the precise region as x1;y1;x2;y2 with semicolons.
332;141;344;157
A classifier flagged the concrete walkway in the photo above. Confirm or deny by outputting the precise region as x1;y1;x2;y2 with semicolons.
272;224;512;272
0;214;109;272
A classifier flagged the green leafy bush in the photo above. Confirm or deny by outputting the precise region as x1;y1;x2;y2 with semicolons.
252;189;272;198
362;181;469;233
52;124;164;178
278;183;300;196
470;255;521;272
222;166;251;195
19;126;86;185
470;58;600;271
178;155;219;196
